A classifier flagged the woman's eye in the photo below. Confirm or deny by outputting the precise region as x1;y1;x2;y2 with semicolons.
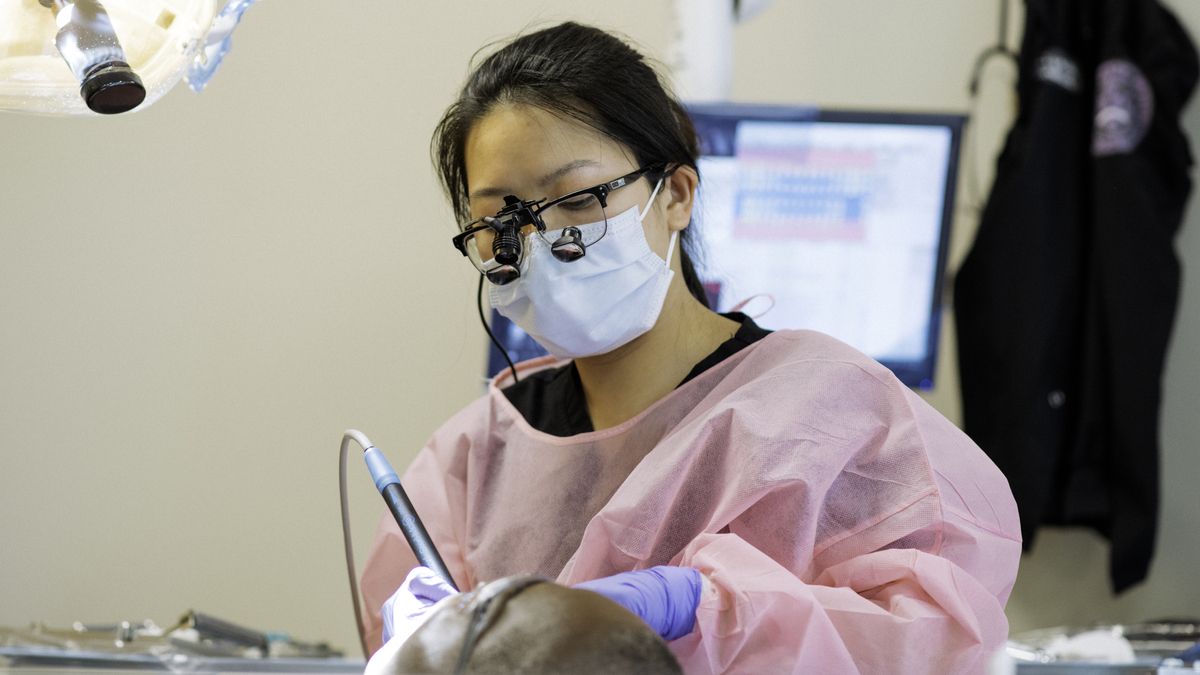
559;194;597;211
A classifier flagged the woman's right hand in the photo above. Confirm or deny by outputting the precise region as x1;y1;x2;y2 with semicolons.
381;566;459;645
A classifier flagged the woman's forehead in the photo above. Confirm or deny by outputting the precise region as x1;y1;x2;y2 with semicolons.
468;104;608;154
464;104;635;191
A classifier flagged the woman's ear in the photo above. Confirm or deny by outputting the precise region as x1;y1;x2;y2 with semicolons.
663;165;698;233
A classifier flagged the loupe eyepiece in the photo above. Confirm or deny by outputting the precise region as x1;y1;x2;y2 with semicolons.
480;215;522;285
485;266;521;285
479;196;550;285
492;222;521;267
551;227;586;262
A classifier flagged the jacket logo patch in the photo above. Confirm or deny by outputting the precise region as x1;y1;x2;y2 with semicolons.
1092;59;1155;157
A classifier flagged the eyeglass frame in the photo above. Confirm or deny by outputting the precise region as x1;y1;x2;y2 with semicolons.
450;163;666;260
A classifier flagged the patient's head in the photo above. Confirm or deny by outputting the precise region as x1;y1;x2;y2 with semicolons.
379;576;682;674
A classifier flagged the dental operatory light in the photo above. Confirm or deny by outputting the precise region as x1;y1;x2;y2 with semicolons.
0;0;259;116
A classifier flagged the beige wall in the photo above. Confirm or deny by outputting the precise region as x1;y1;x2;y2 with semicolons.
1;0;1198;657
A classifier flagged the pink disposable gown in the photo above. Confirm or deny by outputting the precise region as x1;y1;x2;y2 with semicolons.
360;330;1021;673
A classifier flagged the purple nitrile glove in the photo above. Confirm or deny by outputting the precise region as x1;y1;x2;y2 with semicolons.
382;566;459;645
573;566;702;641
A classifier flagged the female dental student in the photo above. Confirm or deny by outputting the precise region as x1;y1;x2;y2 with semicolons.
360;21;1022;673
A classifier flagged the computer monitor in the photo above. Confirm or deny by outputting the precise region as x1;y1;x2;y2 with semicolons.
487;103;964;390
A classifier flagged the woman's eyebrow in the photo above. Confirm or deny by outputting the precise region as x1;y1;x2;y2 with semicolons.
537;159;599;187
468;159;601;201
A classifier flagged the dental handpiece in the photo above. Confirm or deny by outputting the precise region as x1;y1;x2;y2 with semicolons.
363;445;459;591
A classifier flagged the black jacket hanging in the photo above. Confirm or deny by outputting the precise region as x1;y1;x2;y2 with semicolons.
954;0;1197;592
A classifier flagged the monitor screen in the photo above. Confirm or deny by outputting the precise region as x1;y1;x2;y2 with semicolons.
487;104;964;390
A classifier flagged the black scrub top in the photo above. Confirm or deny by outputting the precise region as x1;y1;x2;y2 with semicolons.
502;312;770;437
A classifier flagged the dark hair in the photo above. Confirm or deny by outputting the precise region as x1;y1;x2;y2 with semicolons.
432;21;710;307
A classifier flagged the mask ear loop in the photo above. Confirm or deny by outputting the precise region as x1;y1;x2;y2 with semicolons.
664;229;680;267
639;178;679;267
638;178;666;222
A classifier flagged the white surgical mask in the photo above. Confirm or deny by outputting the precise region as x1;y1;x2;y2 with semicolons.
489;180;677;359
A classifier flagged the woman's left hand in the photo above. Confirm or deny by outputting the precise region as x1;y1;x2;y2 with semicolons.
573;566;702;641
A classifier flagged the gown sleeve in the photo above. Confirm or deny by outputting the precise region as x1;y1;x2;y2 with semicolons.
563;339;1021;674
671;533;1010;674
